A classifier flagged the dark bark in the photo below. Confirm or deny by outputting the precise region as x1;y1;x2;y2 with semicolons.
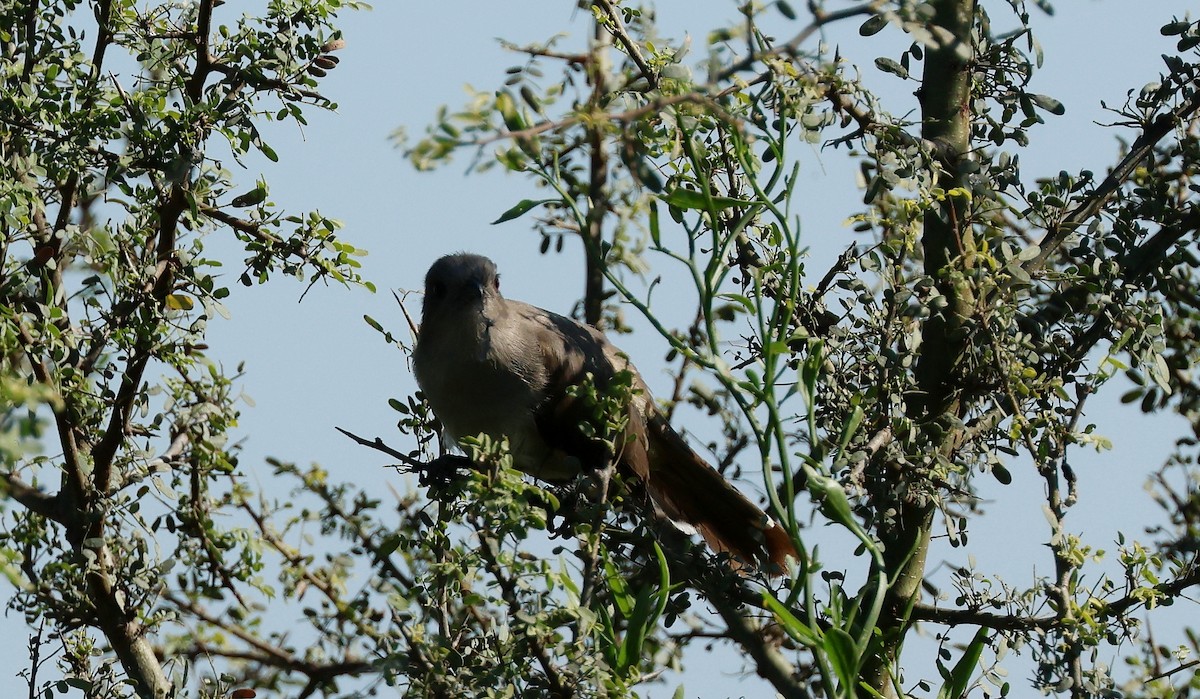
864;0;977;694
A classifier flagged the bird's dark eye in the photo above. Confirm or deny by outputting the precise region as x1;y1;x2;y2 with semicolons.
493;274;500;292
429;281;445;298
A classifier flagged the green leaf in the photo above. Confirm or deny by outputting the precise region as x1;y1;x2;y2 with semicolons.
649;200;661;247
660;188;749;211
651;542;671;618
230;186;268;208
165;294;194;310
1161;20;1192;35
761;591;822;648
810;471;857;530
622;585;658;672
822;627;861;691
1178;35;1200;52
1031;93;1065;116
874;57;909;79
1015;244;1041;262
837;405;864;452
937;627;988;699
363;314;383;332
494;89;527;132
859;14;888;36
491;198;553;225
151;475;177;500
715;292;755;314
0;548;30;591
378;534;403;556
605;558;634;616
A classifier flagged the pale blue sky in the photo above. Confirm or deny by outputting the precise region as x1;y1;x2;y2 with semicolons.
5;1;1198;696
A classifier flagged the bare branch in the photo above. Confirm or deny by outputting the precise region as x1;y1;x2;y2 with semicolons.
10;318;88;511
912;603;1057;631
1149;658;1200;682
0;473;62;523
914;565;1200;632
166;593;295;667
706;588;812;699
465;90;730;148
335;426;425;469
145;432;190;473
237;496;395;646
89;349;152;497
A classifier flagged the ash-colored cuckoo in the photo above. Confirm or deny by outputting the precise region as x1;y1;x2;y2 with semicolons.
412;253;795;570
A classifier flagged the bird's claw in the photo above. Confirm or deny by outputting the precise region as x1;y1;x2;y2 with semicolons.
418;454;474;488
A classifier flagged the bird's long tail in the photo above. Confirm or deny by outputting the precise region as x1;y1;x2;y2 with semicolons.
641;414;797;571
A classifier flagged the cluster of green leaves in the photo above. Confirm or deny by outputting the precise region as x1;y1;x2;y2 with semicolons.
0;0;370;696
241;428;697;698
397;436;682;699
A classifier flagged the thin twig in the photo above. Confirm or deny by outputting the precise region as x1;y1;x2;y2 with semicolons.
913;565;1200;631
1148;658;1200;682
713;2;879;82
11;317;86;518
592;0;657;89
575;466;613;611
335;426;425;469
466;88;738;148
394;289;420;340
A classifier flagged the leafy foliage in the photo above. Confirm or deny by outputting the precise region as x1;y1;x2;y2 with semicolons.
0;0;369;696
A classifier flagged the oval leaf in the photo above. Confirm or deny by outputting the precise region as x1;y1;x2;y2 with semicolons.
165;294;194;311
1031;93;1065;116
859;14;888;36
230;187;267;208
874;57;909;79
491;198;552;225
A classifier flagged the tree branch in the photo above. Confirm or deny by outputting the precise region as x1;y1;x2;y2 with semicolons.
334;426;425;469
913;564;1200;633
912;603;1057;631
1022;88;1200;277
10;318;88;511
592;0;657;89
0;473;62;523
713;2;879;83
703;582;811;699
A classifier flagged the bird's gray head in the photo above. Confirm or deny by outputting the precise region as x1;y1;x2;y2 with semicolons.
422;253;503;320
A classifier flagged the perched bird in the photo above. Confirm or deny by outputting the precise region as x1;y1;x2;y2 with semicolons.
412;253;796;570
